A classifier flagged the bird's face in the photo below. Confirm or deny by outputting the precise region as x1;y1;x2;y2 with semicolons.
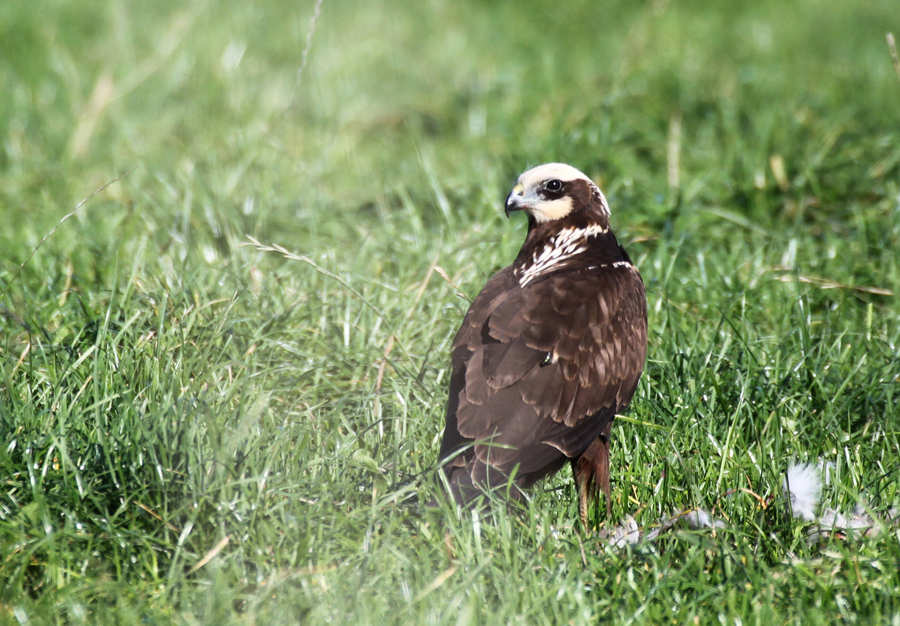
505;163;609;224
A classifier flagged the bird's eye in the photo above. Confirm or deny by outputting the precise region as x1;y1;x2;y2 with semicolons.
545;179;563;192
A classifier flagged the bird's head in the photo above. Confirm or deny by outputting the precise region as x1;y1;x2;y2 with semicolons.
505;163;610;227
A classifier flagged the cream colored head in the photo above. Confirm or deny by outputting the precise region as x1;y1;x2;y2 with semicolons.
505;163;609;224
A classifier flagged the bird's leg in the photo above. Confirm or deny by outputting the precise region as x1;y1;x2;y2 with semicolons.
596;434;611;518
575;465;590;532
573;430;612;531
598;420;615;517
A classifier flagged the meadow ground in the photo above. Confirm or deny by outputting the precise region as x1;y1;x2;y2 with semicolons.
1;0;900;623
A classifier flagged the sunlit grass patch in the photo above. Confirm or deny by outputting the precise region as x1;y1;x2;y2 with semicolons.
2;0;900;623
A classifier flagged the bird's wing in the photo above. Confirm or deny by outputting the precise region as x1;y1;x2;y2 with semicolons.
444;265;646;473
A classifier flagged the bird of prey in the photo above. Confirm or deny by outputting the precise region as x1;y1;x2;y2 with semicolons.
438;163;647;528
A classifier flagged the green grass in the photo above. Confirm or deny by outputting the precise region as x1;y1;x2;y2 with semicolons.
2;0;900;623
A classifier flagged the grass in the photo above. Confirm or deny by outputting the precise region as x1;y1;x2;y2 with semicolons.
1;0;900;623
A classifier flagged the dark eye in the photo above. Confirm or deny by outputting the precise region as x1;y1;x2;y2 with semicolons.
545;179;563;192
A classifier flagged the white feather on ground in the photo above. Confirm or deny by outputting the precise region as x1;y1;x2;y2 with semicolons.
784;462;822;521
598;460;899;548
682;508;727;530
782;462;895;540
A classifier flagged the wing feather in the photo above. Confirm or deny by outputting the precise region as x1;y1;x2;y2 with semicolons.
440;259;647;495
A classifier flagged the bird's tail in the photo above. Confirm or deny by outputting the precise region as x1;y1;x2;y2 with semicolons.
435;455;525;508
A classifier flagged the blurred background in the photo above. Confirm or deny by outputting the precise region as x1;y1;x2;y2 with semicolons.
2;0;898;243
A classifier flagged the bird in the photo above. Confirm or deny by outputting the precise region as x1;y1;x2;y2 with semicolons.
437;163;647;529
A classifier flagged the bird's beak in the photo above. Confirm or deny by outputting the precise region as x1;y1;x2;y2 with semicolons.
505;184;526;218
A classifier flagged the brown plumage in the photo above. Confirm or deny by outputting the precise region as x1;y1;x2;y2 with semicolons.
438;163;647;528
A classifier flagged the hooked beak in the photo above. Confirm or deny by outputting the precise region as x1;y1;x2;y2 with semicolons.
505;184;527;218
